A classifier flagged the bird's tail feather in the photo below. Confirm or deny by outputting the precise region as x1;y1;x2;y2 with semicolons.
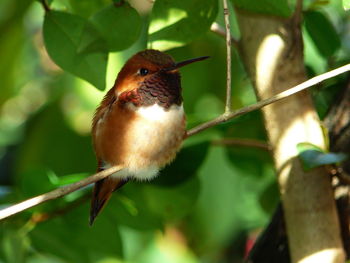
89;177;128;226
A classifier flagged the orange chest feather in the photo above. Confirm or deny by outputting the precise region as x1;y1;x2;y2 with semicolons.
93;103;186;172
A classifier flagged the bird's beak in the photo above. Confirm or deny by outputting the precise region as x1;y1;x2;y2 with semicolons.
163;56;210;72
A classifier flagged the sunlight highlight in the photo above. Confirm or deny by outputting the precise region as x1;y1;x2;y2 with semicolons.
276;108;325;188
149;8;187;34
299;248;345;263
256;34;284;93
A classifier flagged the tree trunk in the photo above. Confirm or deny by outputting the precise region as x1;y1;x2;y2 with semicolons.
235;9;345;263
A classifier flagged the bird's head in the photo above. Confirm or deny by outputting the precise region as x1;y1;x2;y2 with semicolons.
114;49;209;95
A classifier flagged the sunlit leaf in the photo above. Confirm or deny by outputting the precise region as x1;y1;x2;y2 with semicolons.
148;0;218;50
297;142;323;152
297;142;347;171
343;0;350;10
43;11;108;90
304;10;341;58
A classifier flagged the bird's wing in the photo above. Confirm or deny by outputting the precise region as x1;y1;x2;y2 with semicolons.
90;87;124;226
92;87;116;146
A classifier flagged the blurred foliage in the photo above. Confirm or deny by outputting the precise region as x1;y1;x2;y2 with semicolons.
304;10;341;58
343;0;350;10
231;0;292;17
0;0;349;262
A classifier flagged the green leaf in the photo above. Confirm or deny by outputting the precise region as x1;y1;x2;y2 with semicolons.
30;203;123;263
343;0;350;10
148;0;218;50
297;142;324;152
297;142;347;171
107;185;163;230
231;0;292;17
43;11;108;90
77;21;108;54
145;176;200;221
18;168;54;199
68;0;106;18
259;181;279;214
87;3;142;52
153;141;210;186
15;104;96;181
304;10;341;58
187;146;271;250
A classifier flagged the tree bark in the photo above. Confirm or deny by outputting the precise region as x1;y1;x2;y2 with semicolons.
236;9;345;263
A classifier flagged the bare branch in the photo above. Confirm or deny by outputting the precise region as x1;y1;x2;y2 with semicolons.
222;0;232;113
1;63;350;221
40;0;50;12
187;63;350;137
213;138;271;151
210;22;239;49
30;193;90;224
293;0;303;24
0;166;122;221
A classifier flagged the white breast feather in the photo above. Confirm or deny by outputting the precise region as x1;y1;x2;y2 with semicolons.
136;103;184;122
111;103;184;180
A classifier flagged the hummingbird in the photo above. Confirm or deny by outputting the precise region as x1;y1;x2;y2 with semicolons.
90;49;209;225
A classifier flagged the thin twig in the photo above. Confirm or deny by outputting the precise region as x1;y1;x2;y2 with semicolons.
1;63;350;221
210;22;239;49
0;166;122;221
294;0;304;24
223;0;232;113
210;22;226;37
40;0;50;12
213;138;271;151
186;63;350;137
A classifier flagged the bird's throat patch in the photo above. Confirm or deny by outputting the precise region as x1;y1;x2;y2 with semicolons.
118;72;182;109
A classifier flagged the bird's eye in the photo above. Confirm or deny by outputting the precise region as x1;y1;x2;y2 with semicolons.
138;68;149;76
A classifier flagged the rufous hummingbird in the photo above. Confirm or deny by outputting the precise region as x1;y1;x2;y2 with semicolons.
90;49;209;225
